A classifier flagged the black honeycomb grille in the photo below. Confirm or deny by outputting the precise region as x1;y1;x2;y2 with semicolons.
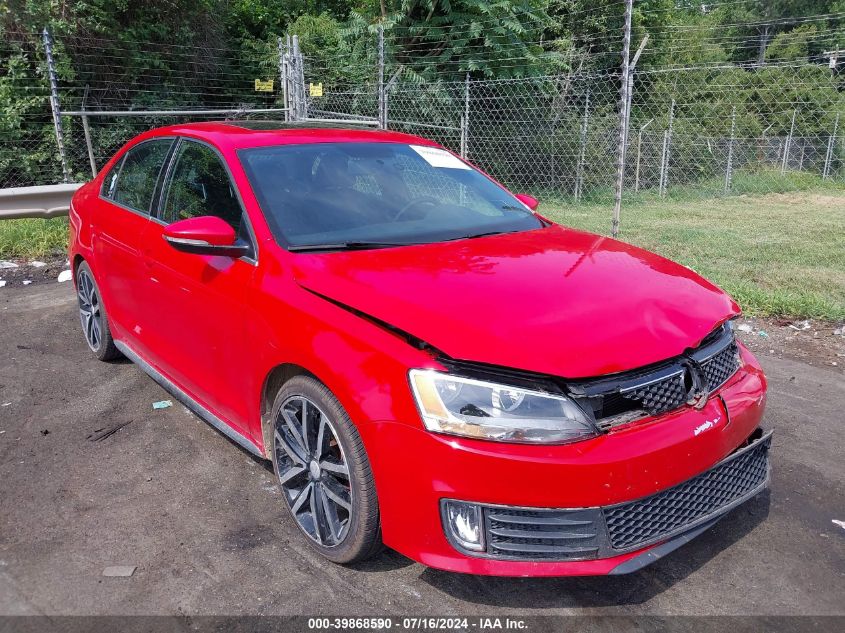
609;331;740;420
620;372;687;416
603;433;771;550
700;342;740;391
456;433;772;562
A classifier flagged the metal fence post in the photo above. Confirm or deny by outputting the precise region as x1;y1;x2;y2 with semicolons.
574;89;590;201
299;39;307;118
659;98;675;198
284;35;292;119
621;34;648;185
611;0;633;237
278;37;289;122
781;109;796;175
462;73;470;159
378;24;385;129
724;106;736;193
291;35;306;120
42;27;70;183
635;118;652;192
80;114;96;177
823;113;839;179
80;86;97;177
290;34;300;120
286;35;295;120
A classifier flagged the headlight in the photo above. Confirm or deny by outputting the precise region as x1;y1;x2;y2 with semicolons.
409;369;597;444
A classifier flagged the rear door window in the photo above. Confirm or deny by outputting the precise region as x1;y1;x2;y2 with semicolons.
111;139;174;214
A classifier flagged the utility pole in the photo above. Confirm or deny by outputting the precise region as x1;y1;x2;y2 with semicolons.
611;0;633;238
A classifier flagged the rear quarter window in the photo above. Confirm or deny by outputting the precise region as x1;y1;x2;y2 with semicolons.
108;139;174;214
101;159;123;199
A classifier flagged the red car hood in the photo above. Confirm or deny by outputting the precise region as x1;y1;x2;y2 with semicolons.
292;225;739;378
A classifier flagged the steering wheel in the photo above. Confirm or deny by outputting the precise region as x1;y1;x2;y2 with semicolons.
393;196;438;222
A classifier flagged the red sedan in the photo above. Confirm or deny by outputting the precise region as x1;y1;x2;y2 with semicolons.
68;122;770;576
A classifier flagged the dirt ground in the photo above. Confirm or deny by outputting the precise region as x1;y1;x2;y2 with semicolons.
0;282;843;618
734;316;845;375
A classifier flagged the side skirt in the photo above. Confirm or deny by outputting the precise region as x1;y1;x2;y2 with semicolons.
114;340;265;459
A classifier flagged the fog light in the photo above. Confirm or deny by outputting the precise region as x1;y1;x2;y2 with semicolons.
443;500;485;552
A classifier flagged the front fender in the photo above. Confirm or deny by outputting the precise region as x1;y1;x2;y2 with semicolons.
245;263;436;454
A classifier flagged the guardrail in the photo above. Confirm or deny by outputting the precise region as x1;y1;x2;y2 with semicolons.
0;183;83;220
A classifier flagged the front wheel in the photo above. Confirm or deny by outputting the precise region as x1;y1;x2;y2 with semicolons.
270;376;382;563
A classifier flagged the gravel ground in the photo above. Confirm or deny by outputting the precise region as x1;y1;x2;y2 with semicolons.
0;283;843;617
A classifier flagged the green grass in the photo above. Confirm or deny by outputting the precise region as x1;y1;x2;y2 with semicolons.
540;187;845;320
1;178;843;319
0;217;68;260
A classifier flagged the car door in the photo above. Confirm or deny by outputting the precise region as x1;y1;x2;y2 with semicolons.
140;138;257;438
93;138;175;350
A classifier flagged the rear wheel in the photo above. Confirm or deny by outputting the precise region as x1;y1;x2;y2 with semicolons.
270;376;382;563
75;262;121;361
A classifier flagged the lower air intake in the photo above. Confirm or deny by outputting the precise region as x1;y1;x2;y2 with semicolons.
603;431;771;550
448;430;771;562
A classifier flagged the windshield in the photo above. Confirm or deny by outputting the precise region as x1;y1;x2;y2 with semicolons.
239;142;543;249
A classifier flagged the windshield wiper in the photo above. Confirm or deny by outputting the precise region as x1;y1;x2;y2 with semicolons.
445;230;517;242
288;241;414;253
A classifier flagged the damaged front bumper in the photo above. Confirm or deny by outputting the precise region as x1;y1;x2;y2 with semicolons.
441;428;771;572
361;343;769;576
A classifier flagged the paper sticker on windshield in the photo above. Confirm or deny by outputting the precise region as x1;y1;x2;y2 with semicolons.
410;145;471;169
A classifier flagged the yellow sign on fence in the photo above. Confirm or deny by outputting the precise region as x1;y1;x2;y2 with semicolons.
309;82;323;97
254;79;274;92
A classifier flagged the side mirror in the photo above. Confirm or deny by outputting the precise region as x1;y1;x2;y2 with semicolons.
515;193;539;211
162;216;248;258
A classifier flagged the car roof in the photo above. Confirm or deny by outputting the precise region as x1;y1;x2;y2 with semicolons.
142;120;439;151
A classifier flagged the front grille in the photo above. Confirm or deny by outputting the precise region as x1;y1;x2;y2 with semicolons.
440;323;742;431
700;341;740;391
603;430;771;550
620;370;687;416
485;508;602;561
571;322;741;428
453;430;771;562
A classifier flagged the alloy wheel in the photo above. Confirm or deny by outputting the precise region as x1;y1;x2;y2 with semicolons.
76;269;102;352
274;395;353;547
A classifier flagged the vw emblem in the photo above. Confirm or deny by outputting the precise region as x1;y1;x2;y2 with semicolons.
682;361;709;409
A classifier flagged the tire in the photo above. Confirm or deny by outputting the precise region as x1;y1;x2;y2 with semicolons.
270;375;382;564
75;261;121;361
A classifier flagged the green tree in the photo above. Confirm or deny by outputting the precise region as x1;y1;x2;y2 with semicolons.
346;0;559;80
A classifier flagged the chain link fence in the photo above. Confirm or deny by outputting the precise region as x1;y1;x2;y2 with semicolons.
2;26;843;217
1;29;290;188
